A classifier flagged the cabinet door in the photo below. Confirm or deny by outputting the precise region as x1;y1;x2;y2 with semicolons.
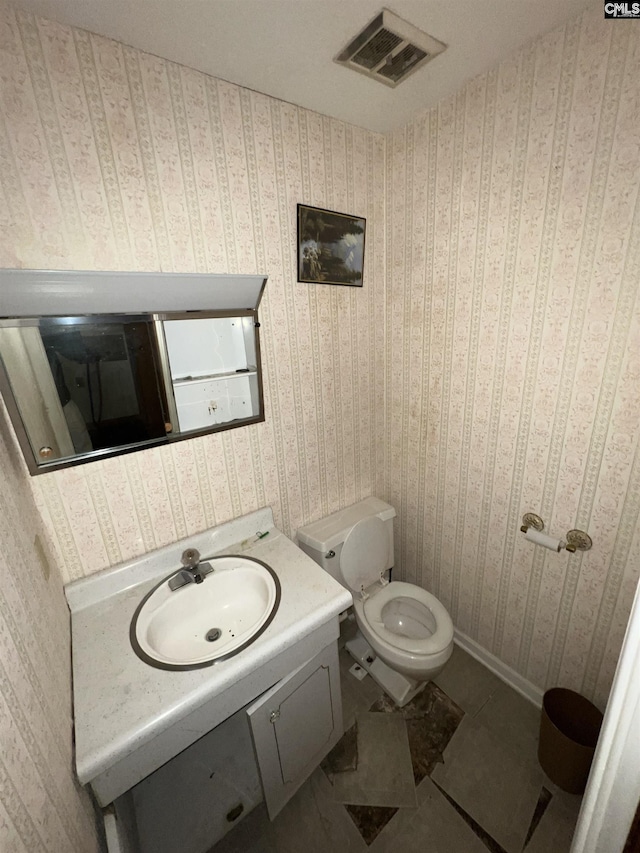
247;641;343;818
129;707;262;853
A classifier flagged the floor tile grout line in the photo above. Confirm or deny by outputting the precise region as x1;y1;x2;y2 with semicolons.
473;694;493;718
522;786;553;850
432;780;509;853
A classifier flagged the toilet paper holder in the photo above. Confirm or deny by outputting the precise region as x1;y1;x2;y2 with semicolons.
564;529;593;553
520;513;592;553
520;513;545;534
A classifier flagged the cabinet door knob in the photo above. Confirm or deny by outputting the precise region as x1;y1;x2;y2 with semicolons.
269;710;280;724
39;446;53;459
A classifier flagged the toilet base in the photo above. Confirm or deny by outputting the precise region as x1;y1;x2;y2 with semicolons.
345;634;426;708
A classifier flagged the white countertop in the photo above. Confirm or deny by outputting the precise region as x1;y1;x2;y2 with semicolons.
66;507;352;806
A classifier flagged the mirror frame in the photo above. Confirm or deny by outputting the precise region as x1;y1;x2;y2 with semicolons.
0;270;267;475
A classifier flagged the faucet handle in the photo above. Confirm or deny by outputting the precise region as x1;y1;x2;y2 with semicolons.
181;548;201;568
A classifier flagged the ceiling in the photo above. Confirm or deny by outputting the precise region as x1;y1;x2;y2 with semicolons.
8;0;594;132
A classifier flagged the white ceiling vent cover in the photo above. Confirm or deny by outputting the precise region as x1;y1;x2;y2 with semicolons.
335;8;446;88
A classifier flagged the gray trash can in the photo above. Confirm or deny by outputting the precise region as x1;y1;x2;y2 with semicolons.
538;687;603;794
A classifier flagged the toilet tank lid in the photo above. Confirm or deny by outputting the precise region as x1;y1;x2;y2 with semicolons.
296;497;396;552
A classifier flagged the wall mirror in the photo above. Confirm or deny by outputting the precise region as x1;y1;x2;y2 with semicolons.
0;270;266;474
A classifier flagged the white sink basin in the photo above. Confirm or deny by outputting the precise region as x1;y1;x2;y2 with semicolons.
131;556;280;669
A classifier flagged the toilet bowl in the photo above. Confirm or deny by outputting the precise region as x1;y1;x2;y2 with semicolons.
356;582;454;680
297;497;454;706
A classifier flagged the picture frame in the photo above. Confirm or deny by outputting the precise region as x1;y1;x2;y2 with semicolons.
297;204;366;287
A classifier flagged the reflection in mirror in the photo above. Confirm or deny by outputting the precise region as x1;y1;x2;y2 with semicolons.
43;319;168;452
0;310;264;474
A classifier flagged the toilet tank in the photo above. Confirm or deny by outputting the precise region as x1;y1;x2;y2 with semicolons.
296;497;396;586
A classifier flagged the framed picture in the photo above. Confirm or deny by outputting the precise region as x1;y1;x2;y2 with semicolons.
297;204;366;286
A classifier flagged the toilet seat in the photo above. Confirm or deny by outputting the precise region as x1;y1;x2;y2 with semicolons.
340;516;389;592
360;581;453;657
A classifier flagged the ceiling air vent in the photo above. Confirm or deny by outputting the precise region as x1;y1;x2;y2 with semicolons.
335;8;446;88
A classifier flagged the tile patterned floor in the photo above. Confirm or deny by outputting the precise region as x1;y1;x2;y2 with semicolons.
211;644;582;853
330;712;417;808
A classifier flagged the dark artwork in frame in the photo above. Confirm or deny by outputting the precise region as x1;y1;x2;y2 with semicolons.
297;204;366;287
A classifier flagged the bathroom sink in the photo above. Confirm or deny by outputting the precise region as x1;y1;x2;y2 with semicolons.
131;555;281;669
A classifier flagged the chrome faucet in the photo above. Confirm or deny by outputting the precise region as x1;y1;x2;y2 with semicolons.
168;548;214;591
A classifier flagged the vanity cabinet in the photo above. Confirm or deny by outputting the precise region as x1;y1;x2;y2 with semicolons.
247;638;343;819
115;641;343;853
68;509;352;853
129;703;262;853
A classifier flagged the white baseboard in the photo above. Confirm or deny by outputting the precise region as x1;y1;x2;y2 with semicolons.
453;628;544;709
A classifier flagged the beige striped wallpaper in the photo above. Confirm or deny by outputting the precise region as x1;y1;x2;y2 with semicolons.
0;5;638;849
386;11;640;709
0;6;387;579
0;408;99;851
0;6;385;850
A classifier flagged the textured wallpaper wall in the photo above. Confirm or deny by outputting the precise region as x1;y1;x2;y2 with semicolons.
0;6;387;582
0;403;99;851
0;7;385;850
386;10;640;708
0;18;638;853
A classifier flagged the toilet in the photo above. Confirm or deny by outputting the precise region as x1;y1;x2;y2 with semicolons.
297;497;454;707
